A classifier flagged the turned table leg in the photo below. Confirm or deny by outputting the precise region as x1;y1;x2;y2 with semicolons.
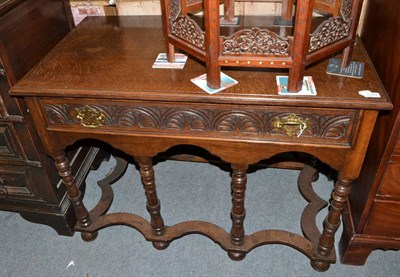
228;163;248;260
54;153;98;241
134;156;169;250
312;176;352;271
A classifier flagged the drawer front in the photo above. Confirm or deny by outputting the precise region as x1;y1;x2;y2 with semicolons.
0;165;43;201
394;133;400;156
0;121;53;165
0;58;23;117
0;58;8;119
378;133;400;196
0;123;23;161
378;161;400;196
40;99;358;146
364;201;400;237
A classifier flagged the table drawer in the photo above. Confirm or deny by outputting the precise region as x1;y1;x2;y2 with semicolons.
394;133;400;156
377;134;400;196
1;59;23;118
0;165;42;201
378;160;400;196
0;123;23;161
363;201;400;237
40;99;358;146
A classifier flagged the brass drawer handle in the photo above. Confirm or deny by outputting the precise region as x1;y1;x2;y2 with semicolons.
75;105;105;128
272;113;309;137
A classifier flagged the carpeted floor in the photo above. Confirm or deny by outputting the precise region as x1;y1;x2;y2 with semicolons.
1;157;399;276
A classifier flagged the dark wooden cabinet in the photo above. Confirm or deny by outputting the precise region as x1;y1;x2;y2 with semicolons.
0;0;101;235
340;0;400;265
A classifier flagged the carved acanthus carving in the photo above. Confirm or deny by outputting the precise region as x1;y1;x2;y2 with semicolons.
222;27;290;55
309;17;351;52
43;104;353;141
215;111;262;134
43;104;73;124
163;109;212;131
170;16;205;49
318;115;351;139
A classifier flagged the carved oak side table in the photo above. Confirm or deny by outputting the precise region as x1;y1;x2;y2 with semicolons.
11;16;392;271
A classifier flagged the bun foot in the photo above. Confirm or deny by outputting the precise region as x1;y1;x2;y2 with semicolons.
227;251;246;261
310;260;330;272
81;231;98;242
152;241;170;250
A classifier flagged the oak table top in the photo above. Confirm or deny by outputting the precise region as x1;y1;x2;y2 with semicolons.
12;16;391;110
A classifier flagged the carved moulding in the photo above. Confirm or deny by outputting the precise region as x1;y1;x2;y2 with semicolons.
222;27;290;55
170;0;181;20
43;104;353;142
341;0;353;20
170;16;205;49
168;2;354;55
309;17;351;53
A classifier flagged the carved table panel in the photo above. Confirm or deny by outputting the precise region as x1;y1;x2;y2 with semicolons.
41;99;357;146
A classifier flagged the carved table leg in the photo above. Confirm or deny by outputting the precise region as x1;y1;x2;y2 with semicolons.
228;163;248;261
134;156;169;250
311;176;351;271
54;153;98;242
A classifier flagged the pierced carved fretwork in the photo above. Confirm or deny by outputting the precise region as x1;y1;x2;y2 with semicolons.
222;27;290;55
43;104;353;142
170;0;181;20
170;16;205;49
341;0;353;20
309;17;351;52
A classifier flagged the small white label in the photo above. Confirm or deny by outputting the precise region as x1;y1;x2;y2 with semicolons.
358;90;381;98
